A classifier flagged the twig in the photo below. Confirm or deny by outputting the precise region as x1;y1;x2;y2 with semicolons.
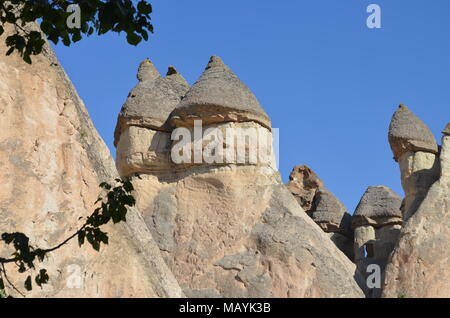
1;263;25;297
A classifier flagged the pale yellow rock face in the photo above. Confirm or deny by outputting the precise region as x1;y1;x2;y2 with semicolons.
129;166;364;297
116;126;172;176
0;26;182;298
398;151;440;220
117;115;364;297
383;135;450;298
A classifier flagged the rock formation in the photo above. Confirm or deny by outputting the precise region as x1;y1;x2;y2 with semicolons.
0;24;182;297
286;165;323;212
286;166;353;260
115;57;364;297
114;60;190;176
382;119;450;298
388;104;440;220
3;22;447;298
352;186;403;297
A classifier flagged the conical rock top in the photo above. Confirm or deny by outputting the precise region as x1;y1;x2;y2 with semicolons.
310;188;352;235
443;123;450;136
352;186;403;228
114;60;189;146
388;104;438;161
171;56;271;129
137;58;160;82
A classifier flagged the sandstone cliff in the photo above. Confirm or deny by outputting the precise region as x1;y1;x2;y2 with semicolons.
0;25;182;297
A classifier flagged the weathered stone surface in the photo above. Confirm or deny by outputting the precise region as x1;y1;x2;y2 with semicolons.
310;189;352;235
0;25;182;298
443;123;450;136
352;186;403;228
352;186;403;298
114;61;189;145
285;166;353;259
171;56;271;130
115;56;364;297
388;104;438;162
382;127;450;298
398;151;440;220
137;59;160;82
286;165;323;212
130;168;364;298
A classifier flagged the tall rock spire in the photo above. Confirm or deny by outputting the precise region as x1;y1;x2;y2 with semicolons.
170;56;271;129
388;104;438;161
114;60;189;146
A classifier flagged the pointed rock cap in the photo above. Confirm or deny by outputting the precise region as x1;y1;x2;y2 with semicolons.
170;56;271;129
310;188;352;235
388;104;438;161
443;123;450;136
137;58;160;82
114;60;189;146
352;186;403;228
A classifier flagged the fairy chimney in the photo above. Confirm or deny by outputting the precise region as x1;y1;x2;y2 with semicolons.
114;60;189;176
388;105;440;220
352;186;403;297
169;56;276;170
112;56;364;298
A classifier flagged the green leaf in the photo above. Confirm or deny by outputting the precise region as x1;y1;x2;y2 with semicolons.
137;1;152;15
126;32;141;46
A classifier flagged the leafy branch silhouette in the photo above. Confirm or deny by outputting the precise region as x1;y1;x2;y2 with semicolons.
0;178;136;298
0;0;153;63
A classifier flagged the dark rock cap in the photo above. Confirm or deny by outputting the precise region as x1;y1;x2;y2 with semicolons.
388;104;438;161
352;186;403;228
114;60;189;146
310;188;352;235
443;123;450;136
170;56;271;129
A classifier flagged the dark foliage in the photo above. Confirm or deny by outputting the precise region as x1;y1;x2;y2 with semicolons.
0;178;136;297
0;0;153;63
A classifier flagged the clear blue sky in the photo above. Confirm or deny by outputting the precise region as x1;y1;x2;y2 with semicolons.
53;0;450;213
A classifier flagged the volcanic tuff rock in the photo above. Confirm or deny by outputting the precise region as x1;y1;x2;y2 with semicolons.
388;105;440;221
443;123;450;136
114;60;190;176
311;189;352;234
383;123;450;298
352;186;403;228
285;165;353;259
286;165;324;212
352;186;403;297
114;60;189;145
115;57;364;297
388;104;438;162
0;24;182;297
170;56;271;130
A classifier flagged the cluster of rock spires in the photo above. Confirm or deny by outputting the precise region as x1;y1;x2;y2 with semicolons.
113;56;362;297
0;23;448;298
286;104;449;297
